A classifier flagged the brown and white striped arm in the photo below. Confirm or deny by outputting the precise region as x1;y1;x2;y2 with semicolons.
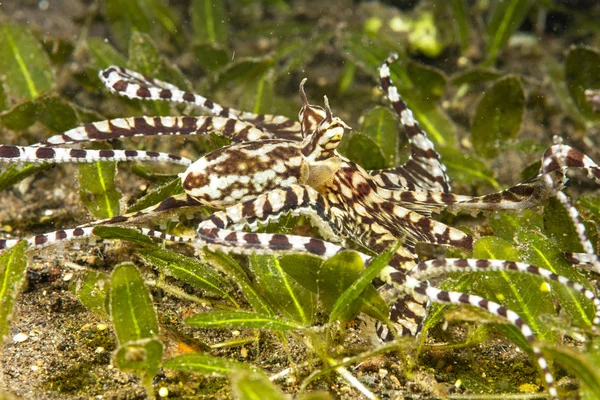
373;53;451;193
32;116;269;147
99;66;303;141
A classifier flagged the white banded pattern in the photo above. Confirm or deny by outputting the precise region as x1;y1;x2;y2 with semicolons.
0;145;191;166
33;116;269;147
99;66;303;141
373;53;451;193
541;144;600;274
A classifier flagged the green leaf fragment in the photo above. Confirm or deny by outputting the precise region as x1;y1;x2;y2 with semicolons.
544;346;600;397
213;58;275;114
447;0;471;51
164;353;264;377
139;248;238;306
104;0;180;50
437;147;500;189
191;0;229;44
204;251;275;316
0;94;81;132
248;255;316;325
0;23;53;102
193;43;230;72
406;61;446;102
231;370;288;400
127;32;186;116
516;230;594;328
78;145;122;219
0;241;28;344
92;226;155;246
126;179;184;214
185;311;304;331
329;244;397;324
0;163;54;192
360;106;398;167
316;251;389;324
87;38;127;70
110;263;162;392
543;197;584;253
342;134;387;170
450;67;504;86
565;45;600;122
471;75;524;158
110;263;160;344
473;236;555;340
578;195;600;221
114;338;163;380
490;210;595;328
484;0;532;64
71;270;110;316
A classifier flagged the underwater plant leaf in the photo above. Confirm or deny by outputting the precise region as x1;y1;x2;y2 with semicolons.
193;43;230;72
565;45;600;122
406;61;446;102
437;147;500;189
273;32;333;79
472;236;555;341
114;338;163;383
297;392;333;400
191;0;229;45
316;251;389;324
139;247;238;306
104;0;180;50
110;263;162;382
491;211;595;328
0;163;54;191
278;254;323;290
87;38;127;70
471;75;524;158
329;244;398;324
248;255;316;325
578;195;600;221
164;353;264;377
126;178;184;213
1;94;81;132
447;0;471;51
544;60;588;127
92;226;155;246
0;241;28;344
543;197;585;253
231;370;287;400
78;146;122;219
110;262;160;343
343;134;387;170
0;23;53;103
488;209;543;243
128;32;190;90
544;345;600;397
0;82;6;112
484;0;532;64
71;270;110;316
450;67;504;86
213;58;275;114
516;229;595;328
341;32;455;147
185;311;304;331
204;251;275;316
126;32;190;115
360;106;398;167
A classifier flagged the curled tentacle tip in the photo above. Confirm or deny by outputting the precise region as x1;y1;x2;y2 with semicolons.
323;95;333;122
299;78;308;106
